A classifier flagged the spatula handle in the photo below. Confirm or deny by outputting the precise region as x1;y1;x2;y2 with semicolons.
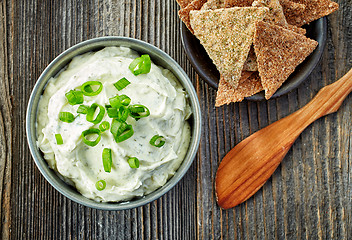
295;68;352;126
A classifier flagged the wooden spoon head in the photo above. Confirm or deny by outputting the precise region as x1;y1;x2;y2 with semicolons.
215;126;296;209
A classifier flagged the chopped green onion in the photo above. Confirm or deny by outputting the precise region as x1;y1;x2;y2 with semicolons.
114;77;130;91
129;54;151;76
77;105;89;114
106;107;118;118
99;121;110;132
110;119;127;136
110;119;134;143
109;95;122;108
149;135;166;148
119;95;131;106
114;124;134;143
86;103;105;124
59;112;75;123
65;90;84;105
55;134;63;145
81;128;101;147
117;106;129;122
128;104;150;119
127;157;139;168
81;81;103;96
102;148;112;173
95;180;106;191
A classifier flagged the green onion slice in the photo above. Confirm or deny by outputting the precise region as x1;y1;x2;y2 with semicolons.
149;135;166;148
114;77;130;91
110;119;134;143
128;104;150;119
99;121;110;132
59;112;75;123
81;81;103;96
114;124;134;143
109;95;122;108
81;128;101;147
95;180;106;191
77;105;89;114
119;95;131;106
128;54;151;76
102;148;112;173
86;103;105;124
127;157;139;168
55;134;63;145
65;90;84;105
110;119;127;136
117;106;129;122
106;107;118;118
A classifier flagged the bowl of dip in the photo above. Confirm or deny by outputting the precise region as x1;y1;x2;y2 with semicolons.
26;36;201;210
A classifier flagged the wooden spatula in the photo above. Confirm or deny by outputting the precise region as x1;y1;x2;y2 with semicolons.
216;68;352;209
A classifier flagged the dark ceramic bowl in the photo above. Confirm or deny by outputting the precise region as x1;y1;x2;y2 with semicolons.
181;17;327;100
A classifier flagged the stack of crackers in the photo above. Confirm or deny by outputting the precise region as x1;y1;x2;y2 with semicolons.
176;0;339;106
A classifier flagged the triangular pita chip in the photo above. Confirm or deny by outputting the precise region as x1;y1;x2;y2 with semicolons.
279;0;306;25
222;1;259;72
252;0;306;34
252;0;288;27
190;7;268;88
201;0;225;10
176;0;193;8
224;0;254;7
245;0;304;72
285;0;338;26
253;21;318;99
179;0;208;33
215;71;263;106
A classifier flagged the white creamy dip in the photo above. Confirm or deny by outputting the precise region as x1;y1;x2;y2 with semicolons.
36;47;192;202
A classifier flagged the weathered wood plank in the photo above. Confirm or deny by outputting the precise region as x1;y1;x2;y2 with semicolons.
0;1;12;240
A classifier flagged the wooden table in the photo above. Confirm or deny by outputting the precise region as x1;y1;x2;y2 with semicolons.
0;1;351;239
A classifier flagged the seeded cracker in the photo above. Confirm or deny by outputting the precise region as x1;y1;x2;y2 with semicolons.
190;7;268;88
285;0;338;26
253;21;318;99
252;0;306;34
244;0;304;72
201;0;225;10
179;0;208;33
200;0;260;72
222;1;261;72
253;0;288;27
176;0;193;8
279;0;306;25
215;72;263;106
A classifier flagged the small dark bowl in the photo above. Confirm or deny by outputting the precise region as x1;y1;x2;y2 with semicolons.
181;17;327;100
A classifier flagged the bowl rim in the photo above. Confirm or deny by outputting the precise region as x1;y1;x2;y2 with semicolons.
26;36;202;210
180;17;327;101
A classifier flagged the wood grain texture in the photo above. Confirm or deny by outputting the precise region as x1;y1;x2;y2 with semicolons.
0;0;350;239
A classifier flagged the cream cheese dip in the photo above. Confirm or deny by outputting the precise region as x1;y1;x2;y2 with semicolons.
36;47;192;202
